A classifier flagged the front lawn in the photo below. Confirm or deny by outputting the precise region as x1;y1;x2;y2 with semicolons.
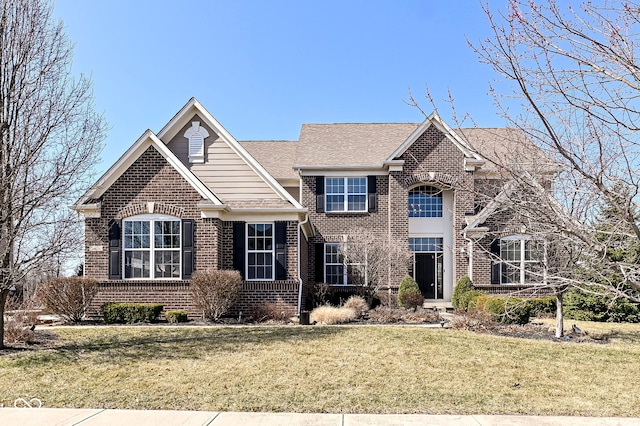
1;323;639;416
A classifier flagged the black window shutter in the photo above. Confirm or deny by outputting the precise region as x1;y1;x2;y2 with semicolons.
368;175;377;213
490;238;501;284
275;221;287;280
315;243;325;283
182;219;194;279
316;176;325;213
233;222;246;279
108;219;121;279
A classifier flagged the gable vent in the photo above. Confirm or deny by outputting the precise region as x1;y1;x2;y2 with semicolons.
185;121;209;163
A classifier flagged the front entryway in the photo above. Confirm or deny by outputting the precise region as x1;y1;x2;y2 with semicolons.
413;252;444;300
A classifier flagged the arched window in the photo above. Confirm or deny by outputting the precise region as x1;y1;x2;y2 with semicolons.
408;185;443;218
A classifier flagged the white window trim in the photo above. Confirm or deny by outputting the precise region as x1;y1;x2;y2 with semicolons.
408;185;443;218
325;177;368;213
499;235;545;285
246;222;275;281
324;242;366;286
123;213;182;280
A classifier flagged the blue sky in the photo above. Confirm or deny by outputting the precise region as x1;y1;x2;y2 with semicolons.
53;0;508;173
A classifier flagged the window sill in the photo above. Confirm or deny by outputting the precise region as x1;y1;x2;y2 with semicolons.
324;211;370;216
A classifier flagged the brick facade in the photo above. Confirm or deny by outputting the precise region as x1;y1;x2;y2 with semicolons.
84;146;302;319
77;102;541;317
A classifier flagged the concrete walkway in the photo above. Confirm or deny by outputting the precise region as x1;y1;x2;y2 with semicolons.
1;408;639;425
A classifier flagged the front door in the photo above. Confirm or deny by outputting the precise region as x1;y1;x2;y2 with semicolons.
414;253;443;299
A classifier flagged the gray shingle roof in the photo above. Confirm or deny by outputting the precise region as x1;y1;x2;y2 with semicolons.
239;140;298;179
456;128;553;173
295;123;421;167
239;124;550;178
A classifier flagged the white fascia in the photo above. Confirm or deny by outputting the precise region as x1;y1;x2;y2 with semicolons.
157;98;303;210
73;130;223;213
294;165;388;176
386;112;485;169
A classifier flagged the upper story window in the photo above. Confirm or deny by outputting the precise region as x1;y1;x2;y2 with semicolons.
409;185;443;218
247;223;274;280
184;121;210;163
123;215;181;279
499;236;544;285
326;177;367;212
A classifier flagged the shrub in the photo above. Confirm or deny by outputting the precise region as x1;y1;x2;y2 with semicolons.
165;310;188;323
527;296;556;317
4;298;37;344
451;276;485;311
251;303;288;322
452;275;473;309
397;275;423;309
343;295;369;316
481;296;531;325
310;305;357;325
368;305;439;323
190;270;242;321
38;277;99;323
450;309;497;332
375;291;397;307
564;288;640;323
101;303;163;324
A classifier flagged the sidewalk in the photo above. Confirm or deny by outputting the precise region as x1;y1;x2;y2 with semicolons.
1;408;639;426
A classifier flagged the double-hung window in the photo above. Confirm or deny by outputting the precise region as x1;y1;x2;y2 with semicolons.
325;177;367;212
247;223;274;280
499;237;544;284
123;215;181;279
324;243;365;285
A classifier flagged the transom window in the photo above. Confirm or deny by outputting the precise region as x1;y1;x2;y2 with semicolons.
500;237;544;284
408;185;443;218
324;243;364;285
326;177;367;212
123;215;181;279
247;223;274;280
409;237;443;252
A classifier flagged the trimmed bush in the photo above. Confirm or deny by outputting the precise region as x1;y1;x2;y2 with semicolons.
398;275;423;309
101;303;163;324
480;296;531;325
527;296;556;317
190;270;242;321
38;277;98;323
452;276;485;311
165;310;189;323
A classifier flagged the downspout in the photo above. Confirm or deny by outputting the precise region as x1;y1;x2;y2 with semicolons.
297;170;309;316
297;212;309;316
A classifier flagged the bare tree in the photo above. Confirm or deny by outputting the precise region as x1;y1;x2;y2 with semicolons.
339;227;413;301
0;0;106;347
452;0;640;337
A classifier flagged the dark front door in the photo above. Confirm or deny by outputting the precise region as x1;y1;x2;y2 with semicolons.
415;253;436;299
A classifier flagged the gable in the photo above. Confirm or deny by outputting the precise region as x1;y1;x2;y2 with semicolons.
398;124;467;178
72;130;223;217
166;114;280;201
158;98;302;209
101;146;204;217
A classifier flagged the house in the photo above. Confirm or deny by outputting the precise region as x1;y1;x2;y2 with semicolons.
71;98;554;318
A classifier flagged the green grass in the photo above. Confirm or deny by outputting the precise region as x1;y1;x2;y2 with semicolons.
2;323;640;415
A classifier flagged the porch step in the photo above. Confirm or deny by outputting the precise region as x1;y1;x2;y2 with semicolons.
422;302;454;313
